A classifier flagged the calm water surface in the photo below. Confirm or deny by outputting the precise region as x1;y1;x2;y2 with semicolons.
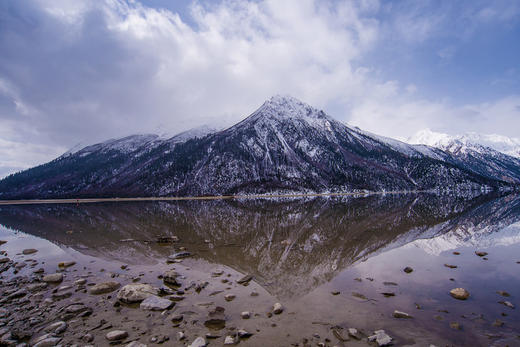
0;193;519;346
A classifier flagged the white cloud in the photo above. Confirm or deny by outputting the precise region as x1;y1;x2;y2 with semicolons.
1;0;381;136
348;87;520;141
0;126;66;178
0;0;519;177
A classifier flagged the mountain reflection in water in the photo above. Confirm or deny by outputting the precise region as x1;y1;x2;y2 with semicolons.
0;192;519;299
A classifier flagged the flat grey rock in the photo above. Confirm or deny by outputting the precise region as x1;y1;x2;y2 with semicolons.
140;295;173;311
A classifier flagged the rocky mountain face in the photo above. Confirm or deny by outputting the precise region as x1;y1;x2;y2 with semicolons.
0;96;516;199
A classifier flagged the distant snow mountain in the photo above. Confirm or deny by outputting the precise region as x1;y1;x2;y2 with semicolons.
408;129;520;184
409;129;520;158
0;96;516;199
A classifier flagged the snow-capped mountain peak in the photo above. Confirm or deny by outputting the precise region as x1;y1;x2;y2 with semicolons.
256;95;329;121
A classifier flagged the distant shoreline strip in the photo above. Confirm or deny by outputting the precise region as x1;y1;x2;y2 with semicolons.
0;191;425;205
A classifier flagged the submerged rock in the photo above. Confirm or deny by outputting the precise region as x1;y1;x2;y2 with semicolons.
169;314;183;323
237;329;253;338
140;295;173;311
237;274;253;285
64;303;92;317
33;337;62;347
188;336;206;347
351;292;368;300
393;310;413;319
117;283;156;303
163;270;181;286
224;294;236;301
381;292;395;297
497;291;510;297
167;252;191;262
348;328;362;340
82;333;94;343
149;335;169;343
157;236;179;243
212;270;224;277
106;330;128;341
7;289;27;300
58;261;76;268
332;329;348;342
450;322;462;330
368;330;392;346
499;301;515;309
493;319;504;327
75;278;87;286
450;288;470;300
205;332;221;340
195;281;209;293
22;248;38;255
44;321;67;334
204;306;226;330
89;281;120;295
224;335;236;345
42;273;63;283
126;341;147;347
273;302;284;314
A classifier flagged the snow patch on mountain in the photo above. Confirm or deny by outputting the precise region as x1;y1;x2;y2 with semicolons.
79;134;160;155
60;141;90;158
61;124;221;158
166;124;221;142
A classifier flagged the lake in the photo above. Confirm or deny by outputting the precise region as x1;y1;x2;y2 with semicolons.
0;192;519;346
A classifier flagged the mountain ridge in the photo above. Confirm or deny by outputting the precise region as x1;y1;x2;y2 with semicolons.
0;96;517;199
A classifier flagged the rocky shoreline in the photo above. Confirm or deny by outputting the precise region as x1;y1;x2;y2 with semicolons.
1;241;391;347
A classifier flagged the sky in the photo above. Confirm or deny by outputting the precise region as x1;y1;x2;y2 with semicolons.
0;0;519;178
